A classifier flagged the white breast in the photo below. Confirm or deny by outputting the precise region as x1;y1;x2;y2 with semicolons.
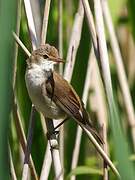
25;64;66;119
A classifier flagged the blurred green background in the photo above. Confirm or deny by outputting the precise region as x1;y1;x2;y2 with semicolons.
0;0;135;179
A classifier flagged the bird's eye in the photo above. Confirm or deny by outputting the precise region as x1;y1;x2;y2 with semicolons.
43;54;48;59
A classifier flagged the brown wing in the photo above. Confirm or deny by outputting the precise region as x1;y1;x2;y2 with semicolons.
44;71;92;126
43;71;103;144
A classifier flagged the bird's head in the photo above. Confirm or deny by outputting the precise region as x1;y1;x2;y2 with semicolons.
28;44;64;68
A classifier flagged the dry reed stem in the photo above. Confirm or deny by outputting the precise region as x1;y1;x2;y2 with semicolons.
71;0;108;176
40;114;52;180
59;122;64;170
12;101;38;180
79;123;120;178
79;0;119;177
71;49;94;180
45;118;63;180
9;145;17;180
40;1;84;178
22;164;29;180
101;0;135;149
12;14;37;179
22;0;39;178
58;0;64;170
58;0;63;74
23;0;38;50
41;0;51;44
22;0;43;178
82;0;103;83
102;125;108;180
40;142;52;180
39;0;60;177
71;49;109;180
13;1;37;179
82;0;99;58
93;0;118;177
64;2;84;178
22;106;36;180
40;118;63;179
13;32;31;57
91;58;109;180
40;0;64;179
30;0;41;46
94;0;113;96
13;1;54;179
64;0;84;80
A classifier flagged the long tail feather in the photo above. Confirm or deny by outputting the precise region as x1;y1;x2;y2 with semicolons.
84;124;104;144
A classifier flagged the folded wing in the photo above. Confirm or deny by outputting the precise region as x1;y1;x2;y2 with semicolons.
42;71;103;144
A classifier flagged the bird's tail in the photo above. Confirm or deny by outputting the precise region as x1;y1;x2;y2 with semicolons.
80;108;103;144
84;124;104;145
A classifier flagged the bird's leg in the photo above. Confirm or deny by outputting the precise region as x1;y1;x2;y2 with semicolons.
54;117;69;131
46;118;69;139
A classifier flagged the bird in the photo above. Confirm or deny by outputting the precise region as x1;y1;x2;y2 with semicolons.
25;44;103;143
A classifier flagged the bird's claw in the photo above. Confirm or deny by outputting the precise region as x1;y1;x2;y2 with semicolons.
46;130;59;139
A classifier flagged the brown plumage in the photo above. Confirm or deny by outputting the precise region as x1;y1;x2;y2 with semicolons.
26;44;103;144
43;71;103;144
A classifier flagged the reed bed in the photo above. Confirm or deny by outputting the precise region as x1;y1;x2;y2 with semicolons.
0;0;135;179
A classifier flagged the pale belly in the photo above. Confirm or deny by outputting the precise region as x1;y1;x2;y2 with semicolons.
25;68;66;119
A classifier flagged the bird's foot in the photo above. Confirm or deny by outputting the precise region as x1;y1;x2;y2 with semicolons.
46;130;59;139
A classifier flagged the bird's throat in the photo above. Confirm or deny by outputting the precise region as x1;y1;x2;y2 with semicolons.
40;60;54;72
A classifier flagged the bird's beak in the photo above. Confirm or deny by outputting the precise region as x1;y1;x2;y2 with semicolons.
49;56;65;63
